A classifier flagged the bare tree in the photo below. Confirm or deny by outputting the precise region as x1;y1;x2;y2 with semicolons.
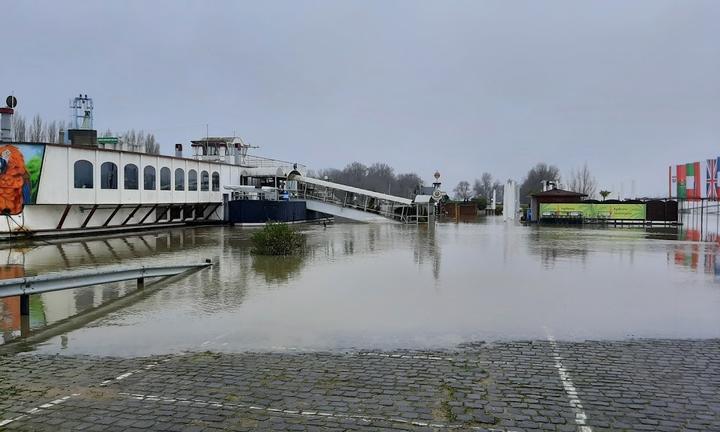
367;163;395;194
28;114;45;142
45;120;58;144
454;181;472;201
395;173;423;198
144;133;160;154
136;131;146;150
568;163;597;198
473;172;493;199
519;163;561;204
124;130;137;150
343;162;368;187
317;168;342;182
316;163;422;199
12;114;26;141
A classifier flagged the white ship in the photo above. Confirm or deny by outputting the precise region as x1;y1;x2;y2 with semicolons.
0;94;306;239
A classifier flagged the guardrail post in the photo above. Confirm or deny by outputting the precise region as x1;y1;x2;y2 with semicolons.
20;294;30;316
137;277;145;289
21;315;30;337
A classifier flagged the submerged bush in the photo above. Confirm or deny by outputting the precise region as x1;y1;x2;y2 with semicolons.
251;222;306;256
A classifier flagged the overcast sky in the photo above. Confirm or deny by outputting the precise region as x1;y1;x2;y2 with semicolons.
4;1;720;196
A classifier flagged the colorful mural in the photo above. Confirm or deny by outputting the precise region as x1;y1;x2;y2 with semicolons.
0;143;44;215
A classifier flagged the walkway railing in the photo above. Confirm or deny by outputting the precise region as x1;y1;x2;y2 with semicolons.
289;175;414;223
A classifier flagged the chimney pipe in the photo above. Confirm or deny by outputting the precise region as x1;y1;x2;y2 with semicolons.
0;108;12;142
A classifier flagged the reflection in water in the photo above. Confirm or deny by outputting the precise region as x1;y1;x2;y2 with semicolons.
413;224;441;281
0;229;223;343
670;211;720;278
252;255;307;283
0;248;27;343
528;228;590;269
0;218;718;356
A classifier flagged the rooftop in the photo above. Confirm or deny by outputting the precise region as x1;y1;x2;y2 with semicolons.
530;188;587;198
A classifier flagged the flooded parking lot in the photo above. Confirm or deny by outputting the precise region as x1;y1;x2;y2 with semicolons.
1;218;719;356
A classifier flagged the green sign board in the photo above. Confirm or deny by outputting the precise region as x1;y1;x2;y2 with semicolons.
97;136;119;145
539;203;646;220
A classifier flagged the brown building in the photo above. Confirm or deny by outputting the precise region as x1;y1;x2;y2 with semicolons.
443;202;478;219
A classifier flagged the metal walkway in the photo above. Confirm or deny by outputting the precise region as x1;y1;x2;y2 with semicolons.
288;175;425;223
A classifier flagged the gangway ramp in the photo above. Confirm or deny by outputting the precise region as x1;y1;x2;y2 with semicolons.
289;175;414;223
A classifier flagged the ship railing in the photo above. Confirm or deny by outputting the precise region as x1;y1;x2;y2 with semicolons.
241;155;306;172
292;185;411;222
190;154;306;173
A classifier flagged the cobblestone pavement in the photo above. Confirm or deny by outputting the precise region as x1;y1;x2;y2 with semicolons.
0;339;718;431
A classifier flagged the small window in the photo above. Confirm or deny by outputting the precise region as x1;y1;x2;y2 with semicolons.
160;167;171;191
100;162;118;189
188;169;197;191
175;168;185;191
74;160;93;188
124;164;138;190
201;171;209;191
144;166;156;190
211;172;220;191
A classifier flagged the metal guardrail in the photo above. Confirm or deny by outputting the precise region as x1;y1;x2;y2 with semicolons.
0;262;211;299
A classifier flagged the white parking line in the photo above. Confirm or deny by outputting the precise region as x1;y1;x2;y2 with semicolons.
0;394;79;427
117;391;511;431
545;331;593;432
2;358;170;427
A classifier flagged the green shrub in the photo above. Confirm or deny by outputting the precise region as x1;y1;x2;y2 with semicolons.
472;196;488;210
251;222;306;256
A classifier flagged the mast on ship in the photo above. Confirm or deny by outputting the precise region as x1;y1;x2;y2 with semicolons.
67;94;98;146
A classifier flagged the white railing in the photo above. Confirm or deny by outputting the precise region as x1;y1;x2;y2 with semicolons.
295;186;410;222
0;262;212;299
191;153;306;173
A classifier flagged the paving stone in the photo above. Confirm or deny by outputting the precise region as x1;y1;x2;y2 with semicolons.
0;339;717;431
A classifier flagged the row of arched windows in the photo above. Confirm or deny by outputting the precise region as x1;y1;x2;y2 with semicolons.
74;161;220;192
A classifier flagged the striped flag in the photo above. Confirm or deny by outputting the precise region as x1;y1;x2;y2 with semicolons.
686;162;701;200
677;164;687;199
717;157;720;199
708;158;718;200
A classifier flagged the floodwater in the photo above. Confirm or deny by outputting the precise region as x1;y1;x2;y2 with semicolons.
1;217;719;356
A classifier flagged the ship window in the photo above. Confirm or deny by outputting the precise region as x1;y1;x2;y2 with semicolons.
212;172;220;191
100;162;118;189
124;164;138;190
175;168;185;191
188;169;197;191
160;167;171;191
143;166;156;190
73;160;93;189
201;171;209;191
